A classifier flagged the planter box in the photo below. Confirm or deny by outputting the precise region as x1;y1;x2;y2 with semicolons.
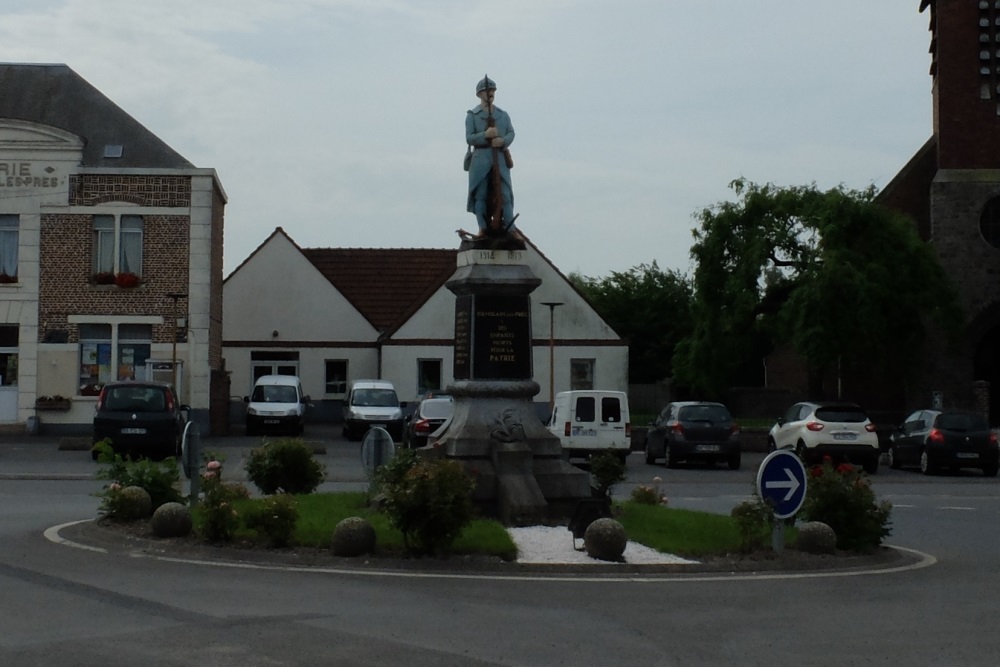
35;399;72;411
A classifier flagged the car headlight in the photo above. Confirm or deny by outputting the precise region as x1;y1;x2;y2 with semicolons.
285;409;298;417
247;407;258;416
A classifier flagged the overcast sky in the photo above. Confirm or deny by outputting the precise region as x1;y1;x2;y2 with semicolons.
2;1;933;279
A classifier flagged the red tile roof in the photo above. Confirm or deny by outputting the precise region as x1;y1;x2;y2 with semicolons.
301;247;458;334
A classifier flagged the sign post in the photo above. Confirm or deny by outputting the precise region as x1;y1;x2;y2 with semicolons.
756;449;808;553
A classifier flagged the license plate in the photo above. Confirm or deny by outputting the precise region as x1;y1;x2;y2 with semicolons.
264;419;279;424
121;428;147;435
956;452;979;459
695;444;719;453
833;432;857;441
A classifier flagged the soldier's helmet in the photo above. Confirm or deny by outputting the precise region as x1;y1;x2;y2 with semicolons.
476;75;497;93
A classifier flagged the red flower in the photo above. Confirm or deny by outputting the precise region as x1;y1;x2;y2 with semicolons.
836;463;854;474
114;272;142;288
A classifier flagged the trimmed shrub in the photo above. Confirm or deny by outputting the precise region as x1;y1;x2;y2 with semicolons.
110;485;152;521
245;438;325;495
730;494;775;553
244;494;299;547
376;452;475;556
590;450;626;497
199;475;250;542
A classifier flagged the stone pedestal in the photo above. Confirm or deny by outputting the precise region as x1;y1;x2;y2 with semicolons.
433;239;591;525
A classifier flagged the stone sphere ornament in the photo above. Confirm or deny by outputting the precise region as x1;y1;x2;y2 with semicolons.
583;518;628;562
331;517;377;557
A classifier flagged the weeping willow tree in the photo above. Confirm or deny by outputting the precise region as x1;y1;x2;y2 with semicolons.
673;179;964;398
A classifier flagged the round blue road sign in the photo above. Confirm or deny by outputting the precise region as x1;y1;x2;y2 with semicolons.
756;449;808;519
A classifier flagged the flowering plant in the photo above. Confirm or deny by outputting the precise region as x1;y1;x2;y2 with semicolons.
114;272;143;288
800;457;892;552
630;476;667;505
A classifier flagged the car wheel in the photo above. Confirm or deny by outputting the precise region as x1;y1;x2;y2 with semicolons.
644;445;655;465
794;442;808;464
246;422;256;437
920;449;935;476
863;455;879;475
983;464;999;478
664;444;677;469
887;446;901;469
728;452;741;470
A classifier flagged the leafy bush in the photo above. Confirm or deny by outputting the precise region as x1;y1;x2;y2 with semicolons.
800;459;892;552
589;450;626;497
730;494;776;552
94;439;183;510
244;494;299;547
198;474;250;542
245;438;325;495
376;451;475;556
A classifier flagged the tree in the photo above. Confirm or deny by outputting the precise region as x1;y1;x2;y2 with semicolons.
571;262;693;383
673;179;964;397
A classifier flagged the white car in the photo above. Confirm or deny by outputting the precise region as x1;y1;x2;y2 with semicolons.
768;401;880;474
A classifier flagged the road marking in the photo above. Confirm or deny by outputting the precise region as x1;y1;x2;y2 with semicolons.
939;506;976;511
44;520;108;553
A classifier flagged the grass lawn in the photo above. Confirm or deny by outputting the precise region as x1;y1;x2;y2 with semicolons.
194;492;781;560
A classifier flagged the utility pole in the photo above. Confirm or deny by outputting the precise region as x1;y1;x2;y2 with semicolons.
167;292;187;396
540;302;563;414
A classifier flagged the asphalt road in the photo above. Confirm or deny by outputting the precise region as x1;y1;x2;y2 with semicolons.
1;430;999;665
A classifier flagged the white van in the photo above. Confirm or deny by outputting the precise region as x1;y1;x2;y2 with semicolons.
343;379;404;441
244;375;308;436
547;390;631;461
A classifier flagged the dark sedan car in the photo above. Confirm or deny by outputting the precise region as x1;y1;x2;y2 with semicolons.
644;401;741;469
92;381;189;460
403;397;454;449
888;409;999;476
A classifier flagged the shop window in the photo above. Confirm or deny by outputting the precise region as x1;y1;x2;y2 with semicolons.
79;324;111;395
0;324;17;386
570;358;595;390
117;324;152;381
93;214;143;276
78;323;151;394
325;360;347;394
0;215;17;282
417;359;443;397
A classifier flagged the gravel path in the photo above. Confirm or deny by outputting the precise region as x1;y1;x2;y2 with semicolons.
509;526;697;565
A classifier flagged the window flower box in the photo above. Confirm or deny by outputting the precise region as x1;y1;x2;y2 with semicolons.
0;272;17;284
35;396;72;411
114;272;143;288
92;272;116;285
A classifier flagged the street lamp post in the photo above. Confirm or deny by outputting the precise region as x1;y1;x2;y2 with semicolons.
167;292;188;394
540;302;563;413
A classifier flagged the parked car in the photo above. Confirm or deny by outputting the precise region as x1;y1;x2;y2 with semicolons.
343;379;404;441
887;409;999;476
644;401;741;469
768;401;880;474
244;374;309;436
403;397;455;449
92;381;189;460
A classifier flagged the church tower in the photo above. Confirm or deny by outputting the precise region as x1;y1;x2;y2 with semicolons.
902;1;1000;420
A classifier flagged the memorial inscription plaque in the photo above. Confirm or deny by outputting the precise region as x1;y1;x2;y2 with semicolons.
453;294;532;380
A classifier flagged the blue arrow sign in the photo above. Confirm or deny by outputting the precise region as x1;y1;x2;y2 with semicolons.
756;450;808;519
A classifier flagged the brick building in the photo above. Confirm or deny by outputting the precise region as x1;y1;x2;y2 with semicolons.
878;1;1000;424
0;64;227;434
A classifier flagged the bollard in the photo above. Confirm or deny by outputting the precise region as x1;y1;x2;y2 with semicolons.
181;421;201;507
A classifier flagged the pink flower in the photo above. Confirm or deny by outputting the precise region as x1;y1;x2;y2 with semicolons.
109;482;121;492
207;460;222;470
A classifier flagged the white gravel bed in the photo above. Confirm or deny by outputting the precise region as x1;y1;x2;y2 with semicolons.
509;525;697;565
